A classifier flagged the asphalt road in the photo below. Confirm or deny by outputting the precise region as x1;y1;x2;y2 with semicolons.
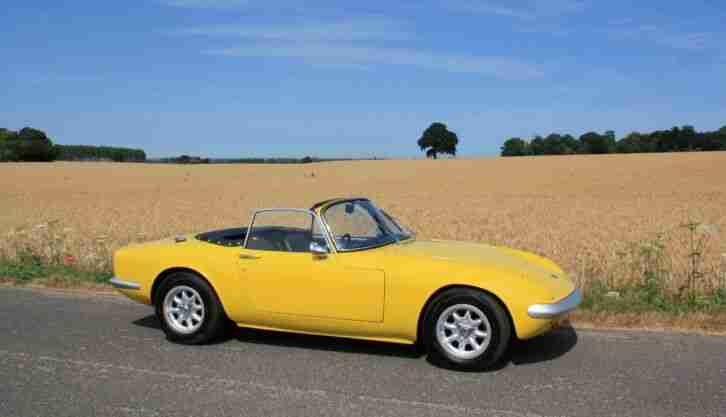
0;287;724;417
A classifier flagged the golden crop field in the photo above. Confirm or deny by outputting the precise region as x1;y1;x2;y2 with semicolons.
2;152;725;294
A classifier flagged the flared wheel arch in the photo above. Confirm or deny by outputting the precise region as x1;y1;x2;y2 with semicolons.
416;285;515;348
152;267;222;310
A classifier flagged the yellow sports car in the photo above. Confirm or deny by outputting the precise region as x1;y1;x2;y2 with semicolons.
111;197;580;370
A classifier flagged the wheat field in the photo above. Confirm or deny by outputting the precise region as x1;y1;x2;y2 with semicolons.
2;152;725;294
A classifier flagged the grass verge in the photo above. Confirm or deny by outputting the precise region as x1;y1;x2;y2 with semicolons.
572;280;726;334
570;310;726;335
0;258;112;289
582;280;726;314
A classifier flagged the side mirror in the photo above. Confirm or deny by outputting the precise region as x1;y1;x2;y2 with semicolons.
310;241;329;256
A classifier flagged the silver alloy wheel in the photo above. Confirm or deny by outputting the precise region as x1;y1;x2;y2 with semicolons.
435;304;492;360
163;286;205;335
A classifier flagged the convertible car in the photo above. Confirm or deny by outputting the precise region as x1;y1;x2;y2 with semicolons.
111;197;581;370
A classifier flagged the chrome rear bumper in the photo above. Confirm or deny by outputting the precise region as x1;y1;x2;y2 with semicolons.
527;288;582;319
109;277;141;290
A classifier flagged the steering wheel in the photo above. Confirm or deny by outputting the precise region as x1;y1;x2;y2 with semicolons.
340;233;352;248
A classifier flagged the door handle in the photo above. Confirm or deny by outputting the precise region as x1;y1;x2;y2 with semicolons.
239;253;261;260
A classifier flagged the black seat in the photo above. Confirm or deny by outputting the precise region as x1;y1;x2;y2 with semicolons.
246;235;283;251
247;228;312;252
285;231;313;253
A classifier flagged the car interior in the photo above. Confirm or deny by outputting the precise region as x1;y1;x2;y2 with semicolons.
196;226;326;253
246;226;316;252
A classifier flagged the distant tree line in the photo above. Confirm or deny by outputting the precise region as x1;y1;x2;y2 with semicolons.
54;144;146;162
147;156;358;164
501;125;726;157
149;155;211;164
1;127;146;162
0;127;57;161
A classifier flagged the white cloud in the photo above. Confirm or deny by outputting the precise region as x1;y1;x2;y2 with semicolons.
458;3;533;19
608;17;634;26
160;0;251;8
175;18;411;42
658;32;714;50
448;0;586;20
609;24;719;51
206;43;545;79
163;2;545;80
160;0;587;18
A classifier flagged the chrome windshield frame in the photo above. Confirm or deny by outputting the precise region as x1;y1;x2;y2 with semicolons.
243;208;336;254
380;209;416;243
318;198;408;253
241;200;412;255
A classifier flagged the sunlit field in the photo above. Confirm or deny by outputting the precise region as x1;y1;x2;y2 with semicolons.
2;152;725;296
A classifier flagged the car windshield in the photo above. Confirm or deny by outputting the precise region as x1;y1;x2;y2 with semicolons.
380;210;414;242
323;200;414;251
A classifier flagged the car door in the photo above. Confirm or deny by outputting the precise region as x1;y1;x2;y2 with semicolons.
239;209;385;323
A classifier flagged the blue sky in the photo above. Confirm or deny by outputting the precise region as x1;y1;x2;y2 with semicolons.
2;0;725;158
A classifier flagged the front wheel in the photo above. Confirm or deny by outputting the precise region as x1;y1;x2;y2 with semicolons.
154;272;228;344
424;288;512;370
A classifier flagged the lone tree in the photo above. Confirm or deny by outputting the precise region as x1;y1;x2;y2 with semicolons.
417;122;458;159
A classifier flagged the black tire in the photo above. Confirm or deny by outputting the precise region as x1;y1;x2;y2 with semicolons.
154;271;228;344
423;288;512;370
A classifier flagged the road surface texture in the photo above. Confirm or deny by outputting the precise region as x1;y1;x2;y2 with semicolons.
0;286;724;417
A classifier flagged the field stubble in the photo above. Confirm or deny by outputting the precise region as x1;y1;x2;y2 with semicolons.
1;153;725;302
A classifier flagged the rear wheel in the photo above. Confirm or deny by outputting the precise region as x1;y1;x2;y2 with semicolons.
154;272;227;344
424;288;511;370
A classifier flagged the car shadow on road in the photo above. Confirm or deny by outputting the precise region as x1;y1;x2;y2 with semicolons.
508;325;578;366
132;314;578;369
133;315;162;330
425;325;578;372
232;326;424;359
133;314;419;354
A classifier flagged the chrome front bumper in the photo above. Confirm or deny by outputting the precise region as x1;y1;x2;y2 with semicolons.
527;288;582;319
109;277;141;290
